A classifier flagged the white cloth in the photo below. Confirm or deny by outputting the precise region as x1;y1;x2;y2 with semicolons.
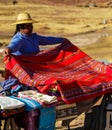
18;90;58;104
0;96;25;110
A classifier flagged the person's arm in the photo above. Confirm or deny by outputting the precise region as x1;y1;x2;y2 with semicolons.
38;35;71;45
3;38;22;56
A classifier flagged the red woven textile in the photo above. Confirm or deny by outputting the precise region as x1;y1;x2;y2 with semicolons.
4;43;112;104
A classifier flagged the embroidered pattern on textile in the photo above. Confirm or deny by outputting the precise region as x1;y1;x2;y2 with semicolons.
4;43;112;104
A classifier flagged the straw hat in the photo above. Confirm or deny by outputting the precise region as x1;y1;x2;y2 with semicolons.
12;12;38;25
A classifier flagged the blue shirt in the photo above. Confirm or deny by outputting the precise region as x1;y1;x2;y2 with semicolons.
8;32;64;55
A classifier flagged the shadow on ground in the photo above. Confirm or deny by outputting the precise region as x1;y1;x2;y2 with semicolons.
74;127;84;130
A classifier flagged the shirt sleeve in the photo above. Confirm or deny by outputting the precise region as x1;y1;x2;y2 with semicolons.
7;37;23;53
37;34;64;45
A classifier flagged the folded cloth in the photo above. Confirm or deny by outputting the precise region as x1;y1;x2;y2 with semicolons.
11;84;30;94
14;109;39;130
18;90;58;107
38;106;56;130
0;76;19;92
0;96;25;110
12;96;56;130
4;43;112;104
11;96;42;111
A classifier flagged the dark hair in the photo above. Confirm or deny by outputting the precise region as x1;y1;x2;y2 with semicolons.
13;24;25;35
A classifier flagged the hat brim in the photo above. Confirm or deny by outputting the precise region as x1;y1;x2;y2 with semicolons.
11;20;38;25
